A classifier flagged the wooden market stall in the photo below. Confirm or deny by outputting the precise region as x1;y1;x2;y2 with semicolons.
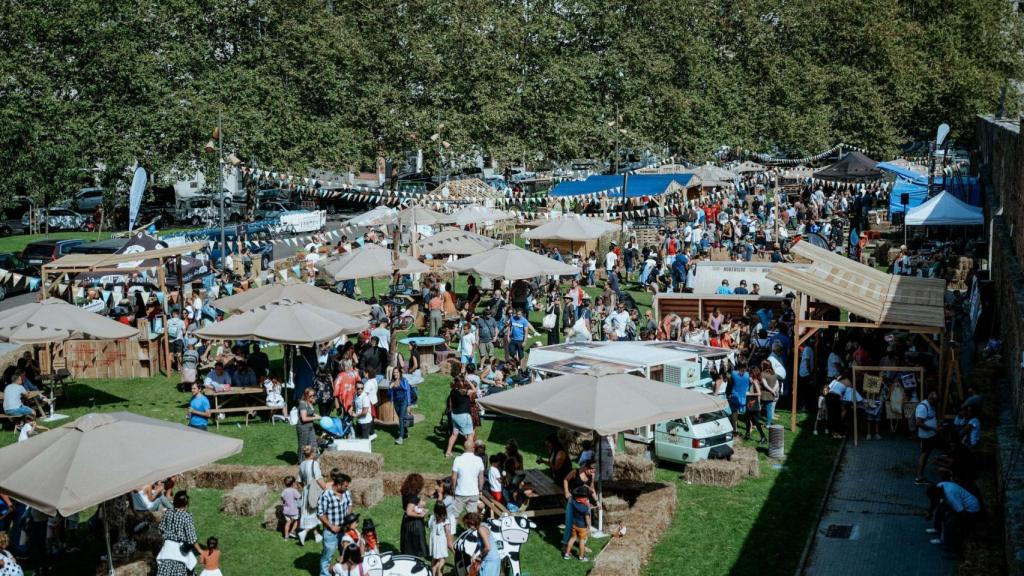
653;293;787;324
765;241;948;431
38;242;208;377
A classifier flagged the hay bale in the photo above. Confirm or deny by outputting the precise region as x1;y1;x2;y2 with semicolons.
181;464;293;490
220;483;272;516
350;478;385;508
557;429;589;460
682;459;745;487
731;445;761;478
602;495;629;513
103;553;155;576
319;451;384;479
614;454;655;483
623;441;648;458
591;544;642;576
262;504;284;531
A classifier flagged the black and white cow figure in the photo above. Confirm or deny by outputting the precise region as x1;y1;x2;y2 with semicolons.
453;515;538;576
361;550;431;576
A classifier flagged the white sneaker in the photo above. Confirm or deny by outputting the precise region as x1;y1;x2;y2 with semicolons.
929;538;942;545
925;528;939;534
369;433;378;441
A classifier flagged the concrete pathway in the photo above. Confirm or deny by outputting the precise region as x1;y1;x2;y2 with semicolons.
803;436;955;576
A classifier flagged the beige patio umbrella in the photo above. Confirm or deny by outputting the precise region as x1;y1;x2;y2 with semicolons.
345;205;397;227
316;243;429;281
416;229;503;256
439;205;515;227
479;372;726;436
0;411;243;516
0;298;139;344
521;214;619;242
445;244;578;281
733;160;766;173
212;277;370;317
194;298;368;345
396;205;447;226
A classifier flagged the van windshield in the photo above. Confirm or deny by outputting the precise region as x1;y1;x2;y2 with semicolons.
690;411;728;425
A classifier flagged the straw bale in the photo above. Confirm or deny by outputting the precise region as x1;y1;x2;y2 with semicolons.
351;478;385;508
319;450;384;479
557;429;588;459
614;454;655;483
731;445;761;477
602;495;629;513
221;483;272;516
181;464;293;489
590;544;642;576
262;504;284;531
623;441;649;457
104;553;155;576
682;459;745;487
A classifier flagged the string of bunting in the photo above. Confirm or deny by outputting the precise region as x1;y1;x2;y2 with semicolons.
743;143;882;165
240;165;547;204
0;267;41;292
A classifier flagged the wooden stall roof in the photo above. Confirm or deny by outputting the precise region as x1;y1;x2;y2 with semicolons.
765;241;946;328
42;242;208;273
429;178;502;202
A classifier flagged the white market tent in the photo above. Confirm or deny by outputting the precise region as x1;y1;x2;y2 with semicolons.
905;191;983;226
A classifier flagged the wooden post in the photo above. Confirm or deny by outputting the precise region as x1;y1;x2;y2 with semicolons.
790;294;801;431
157;264;170;375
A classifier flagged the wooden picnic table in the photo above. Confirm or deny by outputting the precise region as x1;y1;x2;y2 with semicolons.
0;390;47;420
479;468;566;519
206;387;276;428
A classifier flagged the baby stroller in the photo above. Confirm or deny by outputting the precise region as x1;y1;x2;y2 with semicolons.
317;416;354;451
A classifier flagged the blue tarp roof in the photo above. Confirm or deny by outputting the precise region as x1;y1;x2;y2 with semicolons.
550;174;694;198
889;175;981;214
876;162;928;184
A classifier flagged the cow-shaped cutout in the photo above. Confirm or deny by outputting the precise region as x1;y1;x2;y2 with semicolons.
453;515;538;576
360;550;431;576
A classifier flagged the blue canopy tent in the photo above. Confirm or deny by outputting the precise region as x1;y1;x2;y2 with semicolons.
881;163;981;216
550;174;694;198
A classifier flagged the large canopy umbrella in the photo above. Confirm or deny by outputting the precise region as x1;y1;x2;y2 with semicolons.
0;411;242;574
317;243;429;282
480;372;725;531
479;372;726;436
396;205;447;226
194;298;367;346
687;164;738;188
521;215;619;242
0;298;139;344
0;411;243;516
439;205;515;227
212;277;370;317
733;160;766;173
345;205;397;227
416;229;503;256
445;244;578;281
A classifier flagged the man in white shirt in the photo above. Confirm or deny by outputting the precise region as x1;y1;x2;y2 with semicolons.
604;245;618;278
451;439;485;517
203;362;232;392
351;381;374;439
603;301;631;341
3;372;34;417
458;323;477;365
915;392;939;484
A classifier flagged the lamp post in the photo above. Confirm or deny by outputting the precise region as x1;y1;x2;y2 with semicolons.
205;113;227;270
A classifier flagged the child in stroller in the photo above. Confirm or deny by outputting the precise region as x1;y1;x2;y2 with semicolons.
317;415;355;451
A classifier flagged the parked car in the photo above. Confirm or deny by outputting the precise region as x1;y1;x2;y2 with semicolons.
254;201;305;221
0;252;38;301
66;238;129;255
20;238;85;269
59;187;105;214
22;209;89;231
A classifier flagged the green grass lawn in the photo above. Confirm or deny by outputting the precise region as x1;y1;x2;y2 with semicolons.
1;278;837;576
0;228;193;256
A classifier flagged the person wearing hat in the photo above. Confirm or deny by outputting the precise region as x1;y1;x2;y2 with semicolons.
733;279;749;295
773;283;784;296
339;512;362;550
715;279;733;295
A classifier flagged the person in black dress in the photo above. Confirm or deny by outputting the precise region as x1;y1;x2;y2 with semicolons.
399;473;428;558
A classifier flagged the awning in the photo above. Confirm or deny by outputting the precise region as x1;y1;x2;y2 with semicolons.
550;174;694;198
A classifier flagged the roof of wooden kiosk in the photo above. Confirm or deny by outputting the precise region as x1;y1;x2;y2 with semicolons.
765;240;946;329
42;243;208;273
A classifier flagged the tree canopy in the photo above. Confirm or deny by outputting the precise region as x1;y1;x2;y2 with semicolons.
0;0;1020;202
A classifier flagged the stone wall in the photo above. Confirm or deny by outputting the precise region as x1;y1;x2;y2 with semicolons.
975;114;1024;576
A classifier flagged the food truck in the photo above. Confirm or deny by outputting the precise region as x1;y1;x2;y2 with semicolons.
526;341;737;463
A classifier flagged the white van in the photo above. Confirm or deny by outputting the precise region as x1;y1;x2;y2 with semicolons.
527;341;736;464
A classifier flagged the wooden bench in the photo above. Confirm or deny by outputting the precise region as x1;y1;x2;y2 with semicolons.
208;406;279;428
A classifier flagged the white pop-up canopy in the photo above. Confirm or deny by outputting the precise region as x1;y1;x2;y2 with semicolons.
905;191;983;226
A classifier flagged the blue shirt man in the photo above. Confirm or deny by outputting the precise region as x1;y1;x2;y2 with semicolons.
509;314;529;343
188;384;211;429
728;368;750;414
938;481;980;513
715;280;733;295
